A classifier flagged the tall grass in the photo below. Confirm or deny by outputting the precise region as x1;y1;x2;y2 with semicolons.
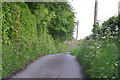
71;38;119;78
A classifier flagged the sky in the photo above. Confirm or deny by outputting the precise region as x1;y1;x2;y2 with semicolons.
69;0;119;40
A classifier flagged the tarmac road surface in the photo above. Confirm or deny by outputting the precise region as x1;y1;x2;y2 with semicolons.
12;52;85;78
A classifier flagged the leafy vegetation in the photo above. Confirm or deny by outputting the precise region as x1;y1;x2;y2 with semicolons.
71;15;119;78
2;2;75;78
26;2;75;41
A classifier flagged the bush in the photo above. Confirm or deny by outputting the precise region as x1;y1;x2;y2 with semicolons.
71;15;119;78
71;37;119;78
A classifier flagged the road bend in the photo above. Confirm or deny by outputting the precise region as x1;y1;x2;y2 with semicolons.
12;52;85;78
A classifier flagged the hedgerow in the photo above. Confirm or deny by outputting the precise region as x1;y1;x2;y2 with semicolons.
71;15;119;78
2;2;75;78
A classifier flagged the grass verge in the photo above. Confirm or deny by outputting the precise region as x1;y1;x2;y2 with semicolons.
71;39;119;78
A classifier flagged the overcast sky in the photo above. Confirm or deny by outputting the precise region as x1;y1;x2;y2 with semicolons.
69;0;119;40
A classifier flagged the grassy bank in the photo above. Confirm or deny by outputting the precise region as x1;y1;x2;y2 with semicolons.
71;15;119;78
71;38;119;78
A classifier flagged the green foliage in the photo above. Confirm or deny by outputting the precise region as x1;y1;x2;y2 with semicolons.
71;38;119;78
2;2;74;78
2;2;38;77
71;15;119;78
92;16;119;41
26;2;75;41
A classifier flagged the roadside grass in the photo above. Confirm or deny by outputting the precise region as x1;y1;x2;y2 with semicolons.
71;47;80;56
71;39;119;78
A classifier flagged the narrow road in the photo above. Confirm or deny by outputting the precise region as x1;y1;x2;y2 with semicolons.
12;52;85;78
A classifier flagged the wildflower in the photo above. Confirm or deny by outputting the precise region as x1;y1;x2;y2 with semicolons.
97;46;99;48
115;63;118;66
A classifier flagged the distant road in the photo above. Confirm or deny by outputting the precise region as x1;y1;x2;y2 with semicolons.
12;52;85;78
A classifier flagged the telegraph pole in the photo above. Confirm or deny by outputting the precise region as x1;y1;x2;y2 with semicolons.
76;20;79;40
93;0;98;40
94;0;98;25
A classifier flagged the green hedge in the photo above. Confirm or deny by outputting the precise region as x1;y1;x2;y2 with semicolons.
2;2;74;78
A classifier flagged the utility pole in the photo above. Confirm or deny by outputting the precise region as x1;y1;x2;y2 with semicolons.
93;0;98;41
94;0;98;25
76;20;79;40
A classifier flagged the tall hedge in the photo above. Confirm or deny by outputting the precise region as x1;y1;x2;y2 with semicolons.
71;15;119;78
2;2;75;77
